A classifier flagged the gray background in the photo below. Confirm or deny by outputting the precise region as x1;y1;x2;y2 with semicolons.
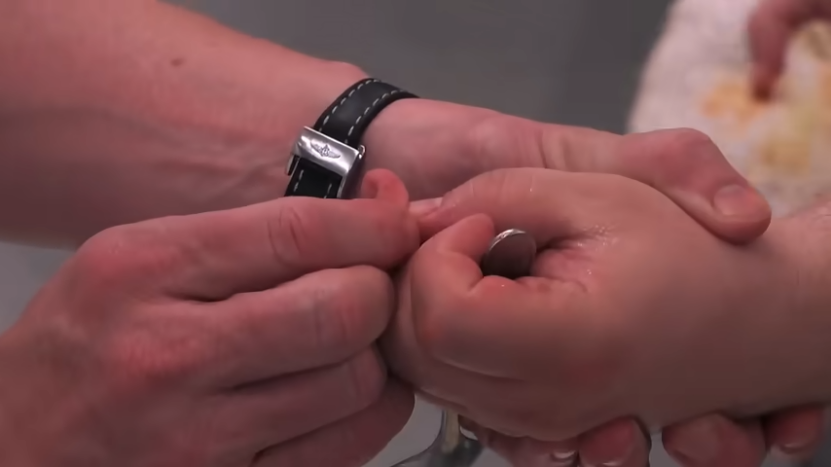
0;0;822;465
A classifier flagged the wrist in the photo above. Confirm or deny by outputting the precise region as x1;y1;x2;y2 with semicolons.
362;98;504;199
749;209;831;409
0;0;369;245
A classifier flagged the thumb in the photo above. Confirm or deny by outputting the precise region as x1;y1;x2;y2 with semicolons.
599;130;772;244
359;168;410;207
531;125;771;243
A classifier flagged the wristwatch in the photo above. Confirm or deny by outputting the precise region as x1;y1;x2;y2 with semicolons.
284;78;418;199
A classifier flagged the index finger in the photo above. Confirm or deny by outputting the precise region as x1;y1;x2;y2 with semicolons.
146;169;418;299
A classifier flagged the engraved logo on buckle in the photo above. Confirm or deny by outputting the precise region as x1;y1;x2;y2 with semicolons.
312;142;340;159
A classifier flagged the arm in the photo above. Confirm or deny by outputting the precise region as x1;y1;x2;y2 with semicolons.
761;204;831;406
0;0;369;246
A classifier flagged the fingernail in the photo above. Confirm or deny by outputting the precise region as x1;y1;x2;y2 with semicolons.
530;450;576;467
771;447;800;465
670;418;721;463
409;198;441;217
712;184;763;217
583;421;637;467
781;436;813;453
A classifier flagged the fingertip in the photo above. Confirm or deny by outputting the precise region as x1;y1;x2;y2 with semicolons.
663;416;724;465
710;203;771;245
766;406;826;459
665;415;767;467
579;418;647;467
360;169;410;208
422;214;495;258
477;431;579;467
410;198;442;219
682;182;772;244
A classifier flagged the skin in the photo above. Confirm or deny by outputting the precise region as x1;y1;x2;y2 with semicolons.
0;0;819;465
748;0;831;97
0;171;421;467
386;168;831;466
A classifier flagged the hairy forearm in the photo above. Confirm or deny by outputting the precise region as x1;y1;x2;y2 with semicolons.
0;0;367;247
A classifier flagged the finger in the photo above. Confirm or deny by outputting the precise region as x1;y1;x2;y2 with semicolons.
408;209;596;381
579;418;652;467
478;432;579;467
252;380;414;467
549;128;770;243
748;0;820;98
664;414;766;467
224;348;387;451
203;266;394;382
614;130;771;242
416;391;528;439
359;168;410;204
156;169;417;299
417;168;623;242
765;405;826;461
482;119;771;243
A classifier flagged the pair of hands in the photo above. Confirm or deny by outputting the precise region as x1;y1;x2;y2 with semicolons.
0;107;821;467
0;0;823;465
0;2;827;457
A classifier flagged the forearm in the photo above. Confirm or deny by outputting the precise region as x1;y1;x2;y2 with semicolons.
749;206;831;411
0;0;366;247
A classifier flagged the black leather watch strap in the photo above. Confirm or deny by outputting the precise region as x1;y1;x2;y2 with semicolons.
284;78;418;199
285;156;341;199
313;78;418;148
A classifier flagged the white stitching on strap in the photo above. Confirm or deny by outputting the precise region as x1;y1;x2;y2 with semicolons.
347;89;400;139
319;79;379;133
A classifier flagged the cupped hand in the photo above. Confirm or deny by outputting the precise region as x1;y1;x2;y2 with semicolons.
0;170;418;467
748;0;831;97
385;168;823;466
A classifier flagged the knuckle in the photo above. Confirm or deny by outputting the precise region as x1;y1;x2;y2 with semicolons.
464;113;545;169
267;201;315;271
451;167;538;211
661;128;721;163
340;349;387;411
307;267;393;352
70;221;178;291
622;128;724;188
410;291;458;361
469;169;513;202
105;319;201;391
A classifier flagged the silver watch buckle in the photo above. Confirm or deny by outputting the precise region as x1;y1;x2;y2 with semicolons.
286;127;365;199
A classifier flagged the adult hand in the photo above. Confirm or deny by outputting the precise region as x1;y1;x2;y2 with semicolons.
385;168;826;466
371;104;771;243
0;170;418;467
748;0;831;97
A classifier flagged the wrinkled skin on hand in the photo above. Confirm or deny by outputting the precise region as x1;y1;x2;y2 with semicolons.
0;171;420;467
